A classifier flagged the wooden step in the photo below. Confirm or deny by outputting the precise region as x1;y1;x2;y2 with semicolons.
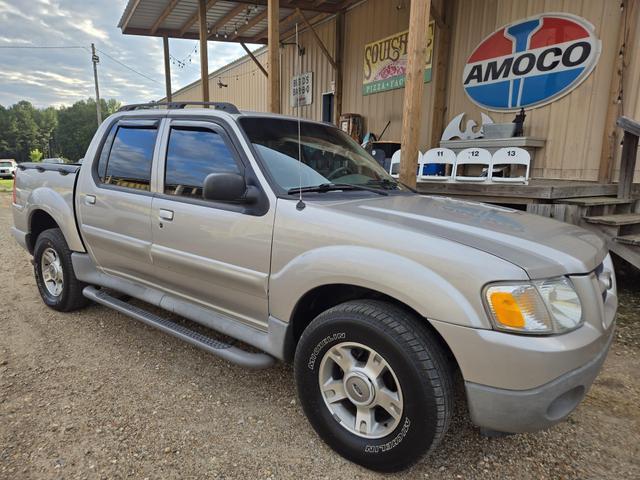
583;213;640;226
615;234;640;246
558;196;633;206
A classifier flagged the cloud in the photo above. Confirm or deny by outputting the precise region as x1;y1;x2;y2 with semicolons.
0;0;256;108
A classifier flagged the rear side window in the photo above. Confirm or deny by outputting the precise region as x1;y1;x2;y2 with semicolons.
164;127;240;198
100;126;157;191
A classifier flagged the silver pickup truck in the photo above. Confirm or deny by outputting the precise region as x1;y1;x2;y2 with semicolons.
11;102;617;472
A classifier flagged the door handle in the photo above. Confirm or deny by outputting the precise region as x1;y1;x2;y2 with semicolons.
85;194;96;205
159;209;174;221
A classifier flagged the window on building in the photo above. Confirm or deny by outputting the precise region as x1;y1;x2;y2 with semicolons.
164;127;241;198
100;126;157;191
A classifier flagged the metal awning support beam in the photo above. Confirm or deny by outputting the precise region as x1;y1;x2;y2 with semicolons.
400;0;431;189
295;8;337;70
162;36;172;101
240;42;268;77
268;0;280;112
198;0;210;103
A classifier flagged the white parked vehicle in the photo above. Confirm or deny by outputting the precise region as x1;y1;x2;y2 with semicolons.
0;159;17;178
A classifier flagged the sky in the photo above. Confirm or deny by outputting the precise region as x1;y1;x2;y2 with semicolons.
0;0;257;108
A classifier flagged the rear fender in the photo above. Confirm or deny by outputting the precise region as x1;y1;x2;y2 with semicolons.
27;187;85;252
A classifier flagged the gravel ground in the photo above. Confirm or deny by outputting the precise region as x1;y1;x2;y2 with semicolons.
0;192;638;479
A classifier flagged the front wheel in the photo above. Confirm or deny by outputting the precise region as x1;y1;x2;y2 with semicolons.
294;300;454;472
33;228;89;312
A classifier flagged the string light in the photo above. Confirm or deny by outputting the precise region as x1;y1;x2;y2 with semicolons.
169;42;198;70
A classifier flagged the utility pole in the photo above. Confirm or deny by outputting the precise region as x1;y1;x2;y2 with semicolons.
91;43;102;125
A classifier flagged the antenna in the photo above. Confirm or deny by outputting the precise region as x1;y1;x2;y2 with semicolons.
295;22;305;211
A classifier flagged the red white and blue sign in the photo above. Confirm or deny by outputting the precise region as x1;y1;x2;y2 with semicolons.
463;13;601;111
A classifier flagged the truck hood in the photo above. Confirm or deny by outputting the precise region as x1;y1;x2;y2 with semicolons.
321;194;606;278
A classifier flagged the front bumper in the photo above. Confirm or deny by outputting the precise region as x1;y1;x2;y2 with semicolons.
464;327;614;433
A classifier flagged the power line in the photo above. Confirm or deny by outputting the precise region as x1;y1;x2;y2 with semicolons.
0;43;162;86
95;47;162;85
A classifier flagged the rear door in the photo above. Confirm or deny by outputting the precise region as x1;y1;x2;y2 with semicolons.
76;118;161;282
149;118;274;329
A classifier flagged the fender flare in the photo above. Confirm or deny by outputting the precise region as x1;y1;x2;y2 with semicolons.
269;245;488;329
27;187;85;253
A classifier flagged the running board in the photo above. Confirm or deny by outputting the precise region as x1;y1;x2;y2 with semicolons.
82;286;275;369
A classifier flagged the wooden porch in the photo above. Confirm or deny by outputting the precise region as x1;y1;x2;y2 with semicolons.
416;179;640;205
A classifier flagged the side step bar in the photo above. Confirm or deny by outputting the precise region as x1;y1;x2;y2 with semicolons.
83;286;275;369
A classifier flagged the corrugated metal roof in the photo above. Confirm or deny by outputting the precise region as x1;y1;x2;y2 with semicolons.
119;0;350;43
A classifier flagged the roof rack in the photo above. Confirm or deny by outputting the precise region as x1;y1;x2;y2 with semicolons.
118;101;240;114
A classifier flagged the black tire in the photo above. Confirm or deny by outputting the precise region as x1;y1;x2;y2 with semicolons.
33;228;90;312
294;300;453;472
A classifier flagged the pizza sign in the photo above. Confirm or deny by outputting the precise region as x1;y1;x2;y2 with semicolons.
362;21;434;96
463;13;601;111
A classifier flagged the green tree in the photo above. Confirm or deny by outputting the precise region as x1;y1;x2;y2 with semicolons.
29;148;43;162
0;98;121;163
9;101;39;162
55;98;121;162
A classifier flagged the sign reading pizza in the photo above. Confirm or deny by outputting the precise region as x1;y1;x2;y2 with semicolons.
463;13;601;111
362;21;434;96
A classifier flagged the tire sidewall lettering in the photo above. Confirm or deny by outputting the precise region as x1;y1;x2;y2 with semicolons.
307;332;346;370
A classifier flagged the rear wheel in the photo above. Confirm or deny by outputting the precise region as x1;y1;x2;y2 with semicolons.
34;228;89;312
294;300;453;472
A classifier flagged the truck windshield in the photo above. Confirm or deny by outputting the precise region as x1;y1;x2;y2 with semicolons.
0;161;13;167
239;117;401;193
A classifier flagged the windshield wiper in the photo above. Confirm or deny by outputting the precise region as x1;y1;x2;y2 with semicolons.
287;183;388;196
366;178;400;190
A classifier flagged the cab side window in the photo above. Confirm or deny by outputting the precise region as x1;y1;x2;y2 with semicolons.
164;127;241;198
99;125;157;191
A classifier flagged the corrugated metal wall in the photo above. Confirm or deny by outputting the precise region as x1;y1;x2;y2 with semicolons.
279;18;336;119
171;50;269;111
446;0;624;181
170;0;638;183
341;0;444;146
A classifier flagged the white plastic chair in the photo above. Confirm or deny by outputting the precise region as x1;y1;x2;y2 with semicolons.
490;147;531;184
389;150;401;178
453;148;492;182
419;148;456;181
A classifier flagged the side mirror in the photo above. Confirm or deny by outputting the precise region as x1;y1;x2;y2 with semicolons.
203;172;255;203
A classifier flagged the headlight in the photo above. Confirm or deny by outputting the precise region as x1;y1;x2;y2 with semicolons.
485;277;583;334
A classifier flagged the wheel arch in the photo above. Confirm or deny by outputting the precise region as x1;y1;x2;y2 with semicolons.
27;209;60;254
285;283;460;379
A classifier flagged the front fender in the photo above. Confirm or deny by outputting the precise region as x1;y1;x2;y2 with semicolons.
27;187;85;252
269;245;489;329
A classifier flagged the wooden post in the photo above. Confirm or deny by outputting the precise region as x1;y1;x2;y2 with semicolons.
241;43;268;77
268;0;281;113
162;36;172;102
334;11;344;124
429;1;452;149
400;0;431;189
617;117;640;199
198;0;210;103
598;2;629;183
